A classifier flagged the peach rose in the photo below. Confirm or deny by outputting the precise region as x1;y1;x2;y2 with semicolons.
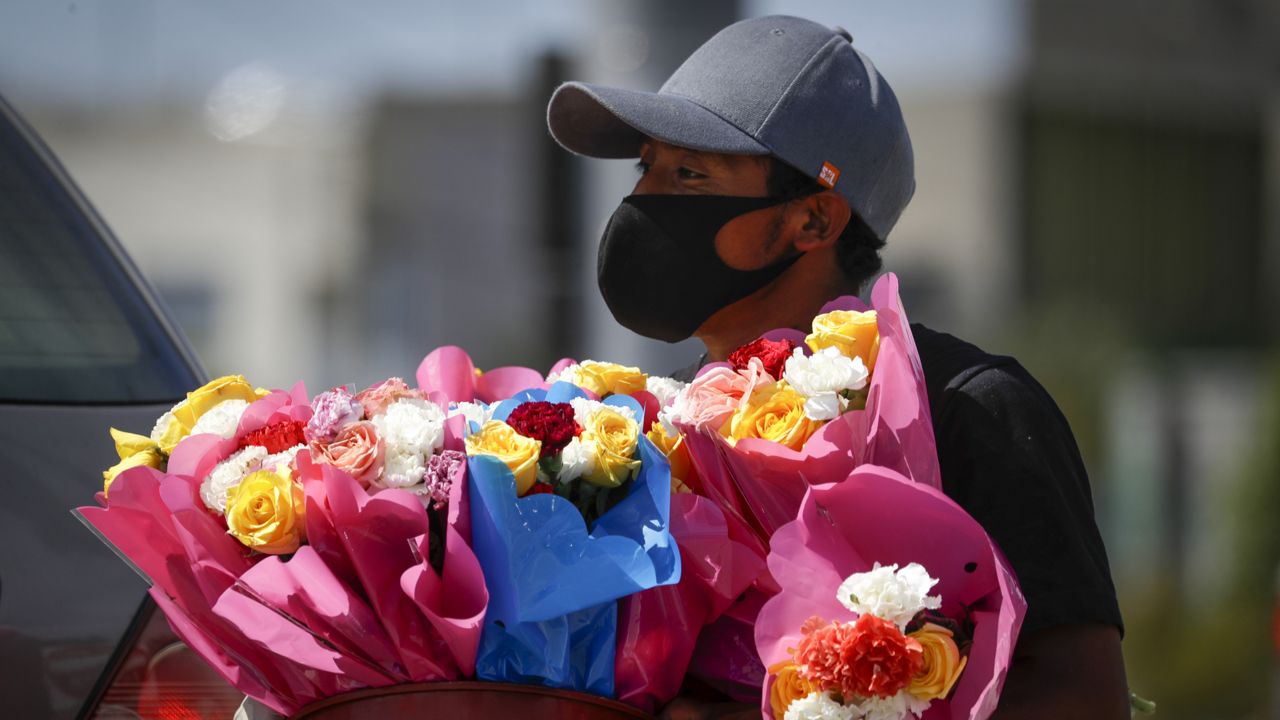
682;360;773;432
354;377;428;418
309;421;384;487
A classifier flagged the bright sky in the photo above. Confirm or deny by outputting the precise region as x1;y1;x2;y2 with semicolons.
0;0;1022;110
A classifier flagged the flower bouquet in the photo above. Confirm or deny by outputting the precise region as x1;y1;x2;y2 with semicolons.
756;466;1025;720
460;379;681;697
653;272;939;703
420;347;766;712
77;375;488;716
667;272;940;545
546;359;773;712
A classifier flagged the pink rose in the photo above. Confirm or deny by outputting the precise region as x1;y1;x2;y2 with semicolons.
354;377;428;418
682;361;774;431
310;421;383;487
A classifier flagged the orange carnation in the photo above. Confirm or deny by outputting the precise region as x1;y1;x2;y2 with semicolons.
794;614;924;700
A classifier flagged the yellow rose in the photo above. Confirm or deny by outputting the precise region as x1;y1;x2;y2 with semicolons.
805;309;880;374
728;383;822;451
646;423;695;493
767;660;814;719
102;428;166;496
575;361;647;397
907;623;968;700
225;469;306;555
465;420;542;495
582;408;641;488
158;375;268;453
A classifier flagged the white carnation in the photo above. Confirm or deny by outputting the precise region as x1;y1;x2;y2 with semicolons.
150;409;179;445
557;436;597;483
372;398;446;456
836;562;942;630
569;396;635;425
199;445;268;512
657;387;692;436
378;449;427;489
783;347;869;421
449;401;494;431
645;376;688;407
546;362;581;385
189;399;251;439
784;692;856;720
850;692;931;720
261;444;304;474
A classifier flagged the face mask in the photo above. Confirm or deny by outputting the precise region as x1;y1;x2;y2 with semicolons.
597;193;800;343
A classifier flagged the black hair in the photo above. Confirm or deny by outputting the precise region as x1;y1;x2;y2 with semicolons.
766;159;885;291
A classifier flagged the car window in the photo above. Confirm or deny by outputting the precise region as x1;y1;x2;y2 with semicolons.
0;119;195;403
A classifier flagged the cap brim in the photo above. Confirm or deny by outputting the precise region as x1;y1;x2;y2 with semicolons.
547;81;770;159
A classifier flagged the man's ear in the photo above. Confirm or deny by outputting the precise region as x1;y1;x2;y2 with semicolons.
792;191;852;252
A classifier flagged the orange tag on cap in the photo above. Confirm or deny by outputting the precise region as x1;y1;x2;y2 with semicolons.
818;161;840;188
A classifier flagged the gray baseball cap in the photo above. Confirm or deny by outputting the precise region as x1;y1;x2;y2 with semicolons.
547;15;915;239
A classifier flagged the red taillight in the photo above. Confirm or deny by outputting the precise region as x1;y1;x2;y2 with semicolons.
88;603;244;719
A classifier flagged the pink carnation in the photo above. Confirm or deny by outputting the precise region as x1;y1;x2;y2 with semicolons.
306;386;364;444
423;449;465;509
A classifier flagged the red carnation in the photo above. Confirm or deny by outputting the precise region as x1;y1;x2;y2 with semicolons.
505;401;580;458
728;337;796;379
794;614;923;699
526;482;556;496
239;420;307;454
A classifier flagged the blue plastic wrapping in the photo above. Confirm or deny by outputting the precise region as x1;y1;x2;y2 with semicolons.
470;382;681;694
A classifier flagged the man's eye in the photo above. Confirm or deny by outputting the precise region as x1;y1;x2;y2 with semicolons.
677;167;707;180
635;161;651;175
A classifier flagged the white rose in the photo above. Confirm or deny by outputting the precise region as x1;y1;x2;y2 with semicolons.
783;347;869;421
199;445;268;512
189;399;251;439
836;562;942;630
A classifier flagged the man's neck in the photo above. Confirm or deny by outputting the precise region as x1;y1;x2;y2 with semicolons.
694;259;849;362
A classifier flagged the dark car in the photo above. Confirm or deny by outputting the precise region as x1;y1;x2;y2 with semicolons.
0;96;244;718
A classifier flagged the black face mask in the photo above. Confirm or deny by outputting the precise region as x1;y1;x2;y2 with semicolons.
597;194;800;343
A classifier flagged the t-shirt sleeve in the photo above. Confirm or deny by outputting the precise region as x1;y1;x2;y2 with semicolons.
935;362;1124;637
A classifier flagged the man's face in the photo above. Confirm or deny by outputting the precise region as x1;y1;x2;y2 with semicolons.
632;138;789;271
633;139;769;197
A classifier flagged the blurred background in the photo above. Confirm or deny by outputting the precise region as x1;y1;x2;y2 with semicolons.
1;0;1277;716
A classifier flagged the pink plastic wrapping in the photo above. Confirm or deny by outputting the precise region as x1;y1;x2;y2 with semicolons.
416;345;545;404
77;429;488;714
680;272;940;546
755;466;1026;720
612;493;766;712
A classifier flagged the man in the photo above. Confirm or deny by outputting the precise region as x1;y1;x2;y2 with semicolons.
547;15;1129;719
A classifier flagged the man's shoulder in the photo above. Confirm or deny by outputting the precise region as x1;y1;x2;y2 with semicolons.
910;323;1074;450
910;323;1025;423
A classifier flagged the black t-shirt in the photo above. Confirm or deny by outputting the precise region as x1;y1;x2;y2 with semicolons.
911;323;1123;636
672;324;1124;637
